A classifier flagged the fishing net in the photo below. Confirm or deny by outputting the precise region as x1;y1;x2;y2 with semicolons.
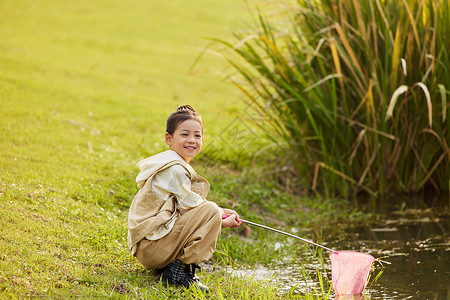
221;215;379;296
329;251;375;295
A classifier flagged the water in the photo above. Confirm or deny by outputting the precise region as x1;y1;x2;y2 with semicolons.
345;207;450;299
229;202;449;299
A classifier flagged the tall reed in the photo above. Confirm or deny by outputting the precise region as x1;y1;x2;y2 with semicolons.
218;0;449;197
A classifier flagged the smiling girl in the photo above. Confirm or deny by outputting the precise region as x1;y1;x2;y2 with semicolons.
127;105;241;293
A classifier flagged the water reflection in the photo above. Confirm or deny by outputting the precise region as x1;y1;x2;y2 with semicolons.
335;206;449;299
335;294;364;300
229;204;449;299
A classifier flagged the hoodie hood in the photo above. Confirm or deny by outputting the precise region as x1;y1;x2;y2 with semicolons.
136;150;192;188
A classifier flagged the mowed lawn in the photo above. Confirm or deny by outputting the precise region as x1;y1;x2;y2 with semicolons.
0;1;294;298
0;0;257;188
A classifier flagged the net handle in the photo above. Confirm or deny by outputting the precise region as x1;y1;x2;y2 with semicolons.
222;215;336;253
242;219;336;253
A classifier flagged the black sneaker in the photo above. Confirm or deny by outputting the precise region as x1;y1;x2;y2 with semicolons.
161;260;186;285
160;260;209;293
185;264;209;293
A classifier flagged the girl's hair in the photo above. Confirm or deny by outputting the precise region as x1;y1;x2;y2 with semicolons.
166;105;203;135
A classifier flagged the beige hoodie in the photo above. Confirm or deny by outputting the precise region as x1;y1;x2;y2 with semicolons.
127;150;210;253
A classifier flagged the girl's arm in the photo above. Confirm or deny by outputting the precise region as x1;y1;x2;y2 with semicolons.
152;165;204;213
153;165;242;228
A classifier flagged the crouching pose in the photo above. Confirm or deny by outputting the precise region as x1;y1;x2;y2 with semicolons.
127;105;241;292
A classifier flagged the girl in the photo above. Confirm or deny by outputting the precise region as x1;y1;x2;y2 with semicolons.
127;105;241;293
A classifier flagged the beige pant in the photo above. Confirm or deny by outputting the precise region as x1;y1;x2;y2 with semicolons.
135;201;222;269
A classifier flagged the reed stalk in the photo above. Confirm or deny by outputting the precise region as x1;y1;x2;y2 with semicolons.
218;0;450;197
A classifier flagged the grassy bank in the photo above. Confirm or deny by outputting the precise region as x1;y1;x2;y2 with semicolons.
1;0;368;298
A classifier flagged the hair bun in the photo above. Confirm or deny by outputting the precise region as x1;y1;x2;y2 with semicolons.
177;105;196;113
166;105;203;135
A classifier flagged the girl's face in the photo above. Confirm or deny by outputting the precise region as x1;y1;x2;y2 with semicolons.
165;119;203;163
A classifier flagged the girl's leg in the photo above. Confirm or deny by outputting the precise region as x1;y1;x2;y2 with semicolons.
135;201;221;269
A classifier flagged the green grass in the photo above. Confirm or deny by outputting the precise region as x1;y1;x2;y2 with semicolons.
0;0;373;298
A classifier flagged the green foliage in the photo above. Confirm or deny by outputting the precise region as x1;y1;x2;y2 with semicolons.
219;0;450;198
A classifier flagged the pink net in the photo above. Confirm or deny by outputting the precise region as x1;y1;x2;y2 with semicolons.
329;251;375;295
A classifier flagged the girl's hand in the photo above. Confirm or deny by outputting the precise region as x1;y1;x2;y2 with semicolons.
221;209;242;228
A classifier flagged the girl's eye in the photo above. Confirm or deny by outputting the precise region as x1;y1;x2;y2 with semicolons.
196;135;202;138
181;134;188;136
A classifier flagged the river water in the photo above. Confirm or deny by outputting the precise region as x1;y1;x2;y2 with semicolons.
230;199;449;299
